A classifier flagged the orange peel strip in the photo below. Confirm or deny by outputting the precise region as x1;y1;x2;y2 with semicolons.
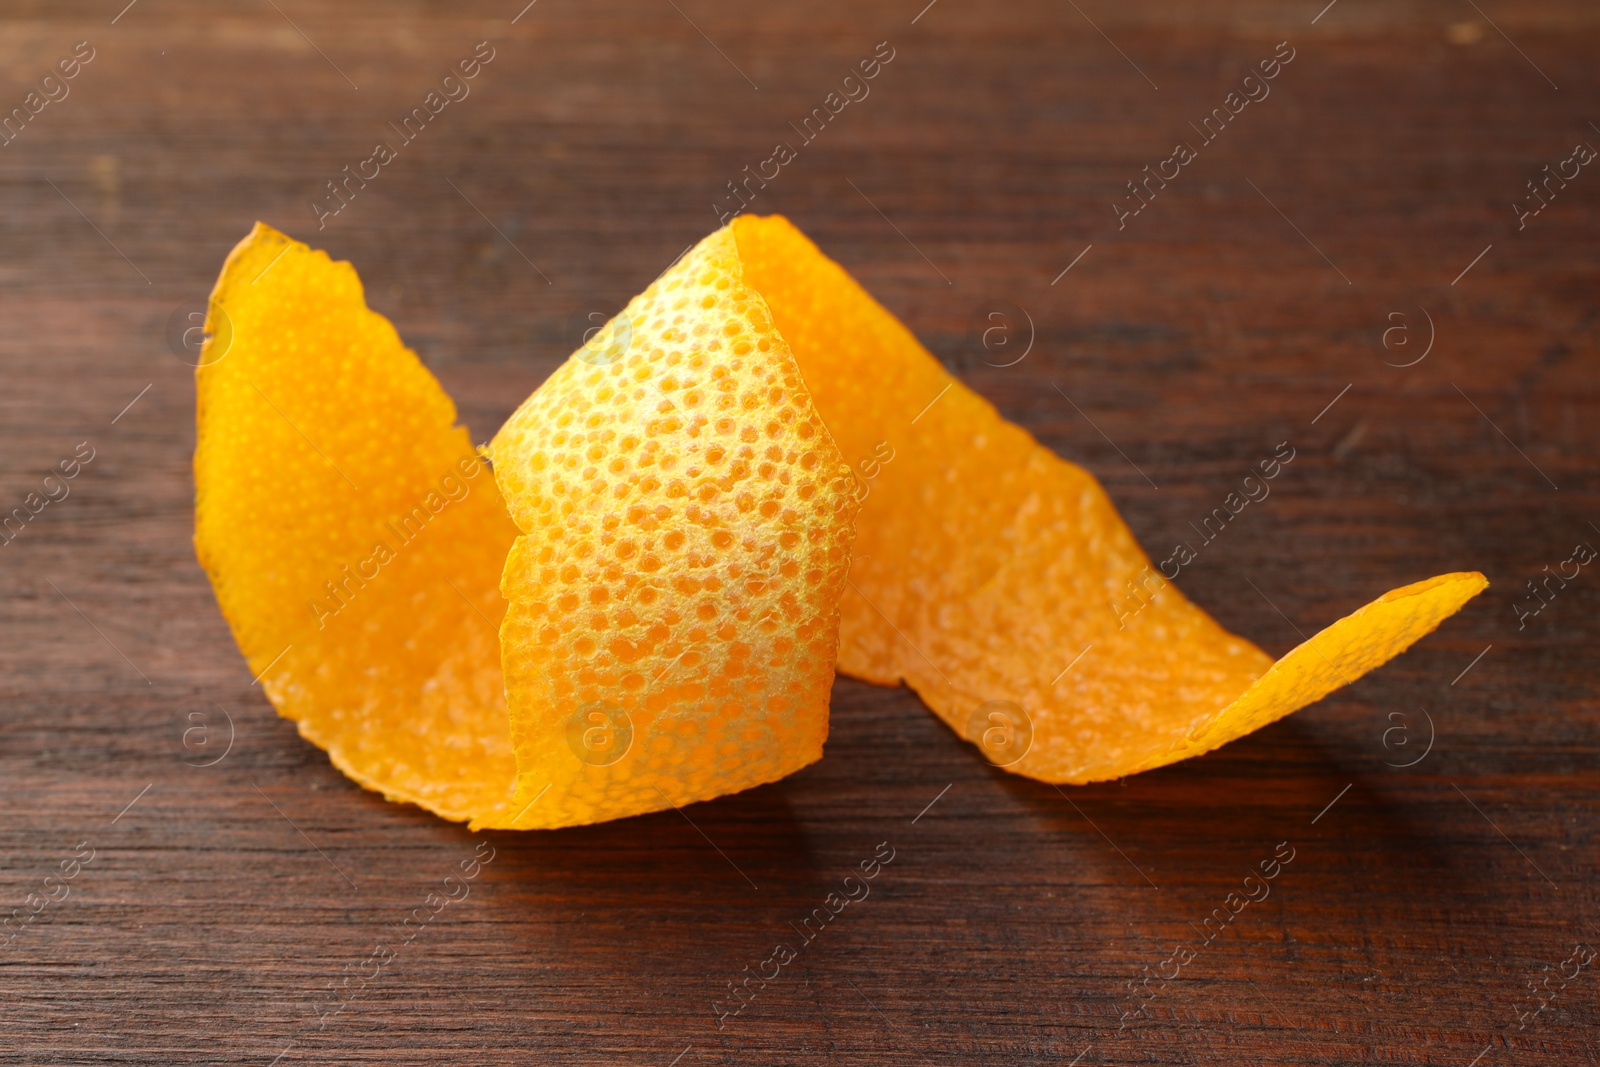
730;214;1486;783
194;223;523;825
488;225;858;827
195;217;1486;830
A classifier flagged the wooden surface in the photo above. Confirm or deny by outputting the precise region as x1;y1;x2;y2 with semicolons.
2;1;1599;1063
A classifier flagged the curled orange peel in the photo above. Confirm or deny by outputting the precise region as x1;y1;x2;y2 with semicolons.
193;218;1486;828
731;216;1485;782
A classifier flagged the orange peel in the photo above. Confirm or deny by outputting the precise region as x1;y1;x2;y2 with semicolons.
193;217;1486;829
488;225;858;827
730;215;1486;782
194;223;522;825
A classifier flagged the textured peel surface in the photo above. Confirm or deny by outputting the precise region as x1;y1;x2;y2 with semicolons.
194;223;522;824
731;214;1486;783
1143;572;1488;775
195;217;1487;829
488;226;858;828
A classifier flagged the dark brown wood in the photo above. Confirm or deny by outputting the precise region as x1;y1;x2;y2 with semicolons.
2;1;1598;1063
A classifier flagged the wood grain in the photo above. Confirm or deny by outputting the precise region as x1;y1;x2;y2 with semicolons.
1;1;1597;1064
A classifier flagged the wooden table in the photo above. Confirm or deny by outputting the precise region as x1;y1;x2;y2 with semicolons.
2;1;1597;1063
